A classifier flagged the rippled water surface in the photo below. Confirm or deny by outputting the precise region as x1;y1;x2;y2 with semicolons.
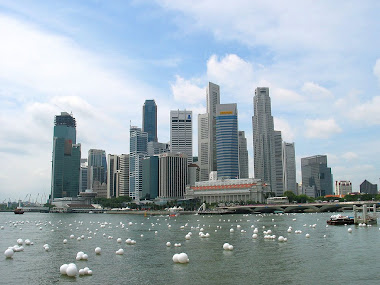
0;211;379;284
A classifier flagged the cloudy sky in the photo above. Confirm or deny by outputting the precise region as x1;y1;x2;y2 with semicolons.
1;0;380;201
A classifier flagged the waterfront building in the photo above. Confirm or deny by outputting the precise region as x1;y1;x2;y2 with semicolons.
158;153;188;199
252;87;282;195
185;178;269;204
238;131;249;179
335;180;352;196
143;99;158;143
79;158;88;192
188;163;200;186
274;131;283;195
198;113;209;181
170;110;193;164
282;142;296;194
142;156;159;200
216;103;239;179
360;180;378;194
129;126;148;200
147;141;170;156
51;112;81;199
107;154;120;198
207;82;220;175
119;154;130;196
88;149;107;193
301;155;333;197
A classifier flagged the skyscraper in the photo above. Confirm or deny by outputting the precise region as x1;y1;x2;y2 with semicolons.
79;158;88;192
51;112;81;199
129;126;148;200
143;99;157;143
119;154;130;196
147;141;170;156
282;142;296;194
87;149;107;189
142;156;159;200
238;131;249;179
252;87;282;195
274;131;283;195
170;110;193;164
198;113;209;181
207;82;220;174
216;103;239;179
107;154;120;198
301;155;333;197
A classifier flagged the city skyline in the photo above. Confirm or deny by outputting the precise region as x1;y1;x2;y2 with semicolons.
1;1;380;200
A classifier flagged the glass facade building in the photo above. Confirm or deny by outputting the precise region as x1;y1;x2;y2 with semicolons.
142;156;159;200
216;103;239;179
143;99;157;143
51;112;81;199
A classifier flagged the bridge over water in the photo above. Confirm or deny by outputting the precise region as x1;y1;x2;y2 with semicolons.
219;201;380;214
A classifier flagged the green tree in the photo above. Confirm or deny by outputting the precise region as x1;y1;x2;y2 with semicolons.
283;191;297;202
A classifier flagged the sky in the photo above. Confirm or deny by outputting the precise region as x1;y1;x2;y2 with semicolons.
1;0;380;202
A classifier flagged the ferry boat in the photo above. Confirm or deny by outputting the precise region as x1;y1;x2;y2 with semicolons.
327;214;354;225
14;207;25;214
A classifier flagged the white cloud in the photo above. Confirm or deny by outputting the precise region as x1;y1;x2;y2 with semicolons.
342;152;358;161
170;75;205;104
304;118;342;139
274;117;295;142
374;58;380;82
301;82;332;100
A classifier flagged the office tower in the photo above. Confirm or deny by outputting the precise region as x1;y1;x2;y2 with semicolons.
170;110;193;164
252;87;277;194
158;153;188;199
207;82;220;174
238;131;249;179
282;142;297;194
198;113;209;181
301;155;333;197
129;126;148;200
119;154;130;196
188;163;200;186
147;141;170;156
107;154;120;198
142;156;159;200
274;131;284;195
360;180;378;194
143;99;158;143
335;181;352;196
51;112;81;199
215;103;239;179
87;149;107;191
79;158;88;192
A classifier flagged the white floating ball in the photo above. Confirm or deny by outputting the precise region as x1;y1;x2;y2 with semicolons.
228;245;234;250
278;236;285;242
185;234;191;240
116;249;124;255
166;242;171;247
178;252;189;263
348;228;352;233
17;239;23;245
95;247;101;254
63;239;67;244
82;254;88;260
252;233;258;239
223;243;230;250
230;228;234;233
4;248;14;258
172;253;179;263
66;264;78;277
79;269;85;276
117;238;122;243
60;264;68;274
70;234;74;239
305;234;310;238
87;270;92;275
84;267;89;274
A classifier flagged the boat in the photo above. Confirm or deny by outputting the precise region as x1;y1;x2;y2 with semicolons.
327;214;354;225
14;207;24;214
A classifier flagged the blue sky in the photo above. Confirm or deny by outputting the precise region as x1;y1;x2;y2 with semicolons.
1;0;380;201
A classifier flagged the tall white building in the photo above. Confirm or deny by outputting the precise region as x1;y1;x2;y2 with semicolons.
274;131;283;195
238;131;249;179
252;87;283;196
198;113;209;181
119;154;129;196
282;142;296;194
158;153;188;199
107;154;120;198
335;181;352;196
207;82;220;174
170;110;193;164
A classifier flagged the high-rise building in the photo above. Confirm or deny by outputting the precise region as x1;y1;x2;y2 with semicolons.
335;180;352;196
147;141;170;156
142;156;159;200
87;149;107;191
238;131;249;179
51;112;81;199
79;158;88;192
216;103;239;179
301;155;333;197
107;154;120;198
207;82;220;174
170;110;193;164
360;180;378;194
188;163;200;186
282;142;296;194
198;113;209;181
158;153;188;199
119;154;130;196
274;131;283;195
143;99;157;143
129;126;148;200
252;87;279;195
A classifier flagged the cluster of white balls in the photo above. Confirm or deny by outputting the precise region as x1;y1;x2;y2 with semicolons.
43;244;50;251
125;238;136;245
172;253;189;263
223;243;234;251
174;243;182;247
358;223;367;227
295;230;302;234
116;249;124;255
76;251;89;260
60;263;93;277
278;236;288;242
199;232;210;238
264;234;276;239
